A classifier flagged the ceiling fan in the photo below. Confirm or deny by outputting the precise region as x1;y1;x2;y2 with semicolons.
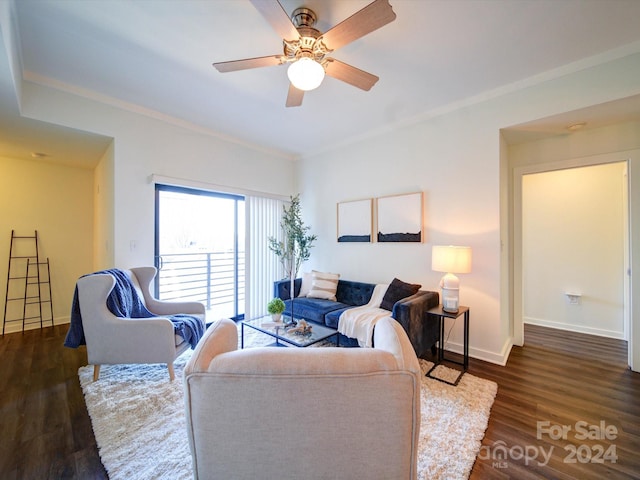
213;0;396;107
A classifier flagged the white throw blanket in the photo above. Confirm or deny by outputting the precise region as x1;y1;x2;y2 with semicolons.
338;284;391;347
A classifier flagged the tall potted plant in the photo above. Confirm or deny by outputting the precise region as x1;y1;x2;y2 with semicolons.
268;194;317;319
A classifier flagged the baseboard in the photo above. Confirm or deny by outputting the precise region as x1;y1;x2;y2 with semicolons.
442;336;513;366
2;316;70;335
524;316;625;340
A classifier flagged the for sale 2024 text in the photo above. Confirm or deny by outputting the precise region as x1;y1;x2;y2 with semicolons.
537;420;618;464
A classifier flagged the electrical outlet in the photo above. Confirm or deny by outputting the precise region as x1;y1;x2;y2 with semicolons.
566;293;581;305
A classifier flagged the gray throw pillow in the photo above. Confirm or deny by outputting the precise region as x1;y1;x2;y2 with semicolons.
380;277;421;311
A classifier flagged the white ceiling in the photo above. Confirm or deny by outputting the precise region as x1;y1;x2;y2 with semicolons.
3;0;640;167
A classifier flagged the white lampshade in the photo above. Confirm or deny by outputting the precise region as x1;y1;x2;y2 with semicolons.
432;245;472;313
287;57;325;91
431;245;472;274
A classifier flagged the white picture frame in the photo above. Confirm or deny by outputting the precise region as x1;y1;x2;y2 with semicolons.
376;192;423;243
337;199;373;243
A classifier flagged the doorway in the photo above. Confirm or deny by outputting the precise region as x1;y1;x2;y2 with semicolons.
154;184;245;320
512;153;633;367
521;162;628;340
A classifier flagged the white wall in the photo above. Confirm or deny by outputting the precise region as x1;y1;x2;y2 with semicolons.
0;155;94;331
19;82;298;272
94;140;115;269
298;52;640;366
522;163;626;338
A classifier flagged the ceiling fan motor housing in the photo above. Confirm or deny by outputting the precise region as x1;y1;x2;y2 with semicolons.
291;7;317;28
283;9;330;63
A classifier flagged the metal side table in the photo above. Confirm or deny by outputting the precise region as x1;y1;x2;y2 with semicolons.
425;305;469;386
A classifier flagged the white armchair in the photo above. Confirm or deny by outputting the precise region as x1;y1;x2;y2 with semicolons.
75;266;205;381
184;316;422;480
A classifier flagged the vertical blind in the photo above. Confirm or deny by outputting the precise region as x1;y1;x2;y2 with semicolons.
245;195;286;319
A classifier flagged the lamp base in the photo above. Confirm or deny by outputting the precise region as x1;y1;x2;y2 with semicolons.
441;285;459;313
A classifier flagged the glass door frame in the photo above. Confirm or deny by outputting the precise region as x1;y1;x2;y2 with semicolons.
154;183;245;320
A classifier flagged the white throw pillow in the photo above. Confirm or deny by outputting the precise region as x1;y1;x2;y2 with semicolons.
307;270;340;301
298;271;313;297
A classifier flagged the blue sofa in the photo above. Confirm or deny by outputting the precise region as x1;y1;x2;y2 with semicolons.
274;278;440;357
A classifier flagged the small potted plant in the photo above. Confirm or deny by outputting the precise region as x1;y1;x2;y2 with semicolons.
267;297;286;322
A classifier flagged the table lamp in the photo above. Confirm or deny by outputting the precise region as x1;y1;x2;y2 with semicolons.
431;245;472;313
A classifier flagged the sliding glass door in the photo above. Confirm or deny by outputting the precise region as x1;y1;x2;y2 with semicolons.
155;184;245;320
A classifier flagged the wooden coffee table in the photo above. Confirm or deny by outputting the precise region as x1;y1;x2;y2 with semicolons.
241;315;340;348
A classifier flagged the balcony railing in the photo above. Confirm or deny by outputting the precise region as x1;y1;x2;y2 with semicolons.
157;251;244;318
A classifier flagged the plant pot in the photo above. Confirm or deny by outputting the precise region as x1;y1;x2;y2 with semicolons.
271;313;282;322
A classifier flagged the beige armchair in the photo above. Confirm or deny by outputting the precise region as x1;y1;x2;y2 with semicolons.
75;266;205;381
184;316;421;480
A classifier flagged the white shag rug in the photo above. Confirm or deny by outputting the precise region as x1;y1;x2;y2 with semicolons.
79;332;497;480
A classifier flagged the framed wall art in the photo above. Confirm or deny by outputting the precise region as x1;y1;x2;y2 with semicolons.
376;192;423;243
337;198;373;242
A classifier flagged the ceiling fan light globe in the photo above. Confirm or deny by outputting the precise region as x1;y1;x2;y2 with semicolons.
287;57;325;91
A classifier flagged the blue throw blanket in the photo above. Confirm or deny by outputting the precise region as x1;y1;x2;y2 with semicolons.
64;269;204;349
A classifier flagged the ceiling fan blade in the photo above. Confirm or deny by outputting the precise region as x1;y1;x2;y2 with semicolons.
324;59;379;91
286;84;304;107
320;0;396;51
250;0;300;42
213;55;285;73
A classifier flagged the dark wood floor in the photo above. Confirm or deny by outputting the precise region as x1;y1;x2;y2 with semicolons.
0;325;108;479
0;323;638;479
469;325;640;480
